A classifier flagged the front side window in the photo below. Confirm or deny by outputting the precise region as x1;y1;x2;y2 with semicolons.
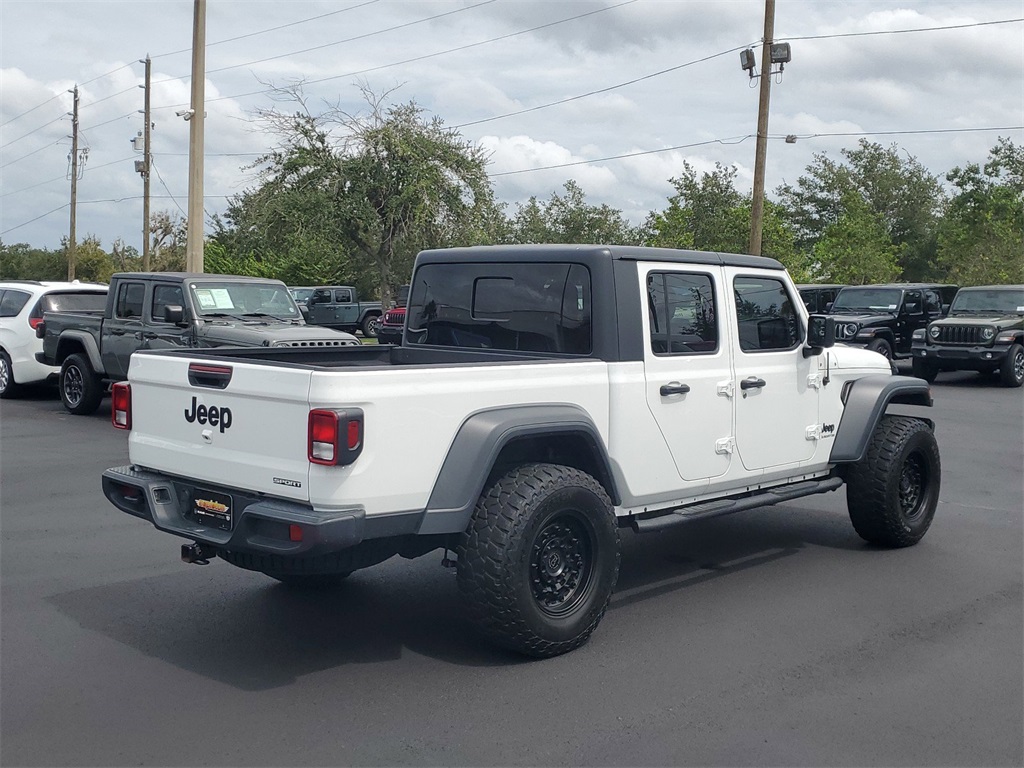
648;272;718;355
406;262;591;354
115;282;145;319
151;284;184;323
734;276;800;351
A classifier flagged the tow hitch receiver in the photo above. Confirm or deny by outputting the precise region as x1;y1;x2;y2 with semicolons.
181;542;216;565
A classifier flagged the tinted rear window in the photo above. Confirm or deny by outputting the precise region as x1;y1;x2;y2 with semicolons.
37;291;107;314
405;263;591;354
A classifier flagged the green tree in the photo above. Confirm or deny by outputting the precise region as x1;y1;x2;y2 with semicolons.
225;85;502;306
505;180;644;245
936;138;1024;285
811;191;900;284
646;162;804;277
0;241;64;280
777;140;945;280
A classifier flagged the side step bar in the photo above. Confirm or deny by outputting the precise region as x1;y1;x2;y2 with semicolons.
631;476;844;533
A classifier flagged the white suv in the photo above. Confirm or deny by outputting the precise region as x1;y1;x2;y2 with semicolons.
0;280;108;398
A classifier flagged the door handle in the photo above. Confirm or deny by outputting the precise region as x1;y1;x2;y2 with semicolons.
109;329;125;336
660;382;691;396
142;332;158;340
740;377;767;390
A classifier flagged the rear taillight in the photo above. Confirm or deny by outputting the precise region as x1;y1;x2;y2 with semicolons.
112;382;132;430
308;408;364;466
29;316;43;330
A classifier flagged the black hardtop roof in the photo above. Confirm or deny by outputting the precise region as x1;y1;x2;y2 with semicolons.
416;244;784;271
797;283;847;289
112;272;287;284
957;284;1024;291
838;283;958;290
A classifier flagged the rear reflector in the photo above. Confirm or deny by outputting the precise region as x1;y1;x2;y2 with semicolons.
112;382;132;430
289;524;303;542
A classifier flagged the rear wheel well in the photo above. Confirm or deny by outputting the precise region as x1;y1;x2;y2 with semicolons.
55;338;87;366
486;433;618;506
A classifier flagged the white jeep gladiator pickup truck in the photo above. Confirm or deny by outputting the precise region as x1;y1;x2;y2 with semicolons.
103;245;941;657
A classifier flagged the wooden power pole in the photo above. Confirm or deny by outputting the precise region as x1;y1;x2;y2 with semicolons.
142;55;152;270
67;85;79;281
748;0;776;256
185;0;207;273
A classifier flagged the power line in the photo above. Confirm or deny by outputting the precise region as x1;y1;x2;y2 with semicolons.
158;0;639;110
455;43;755;129
204;0;499;75
3;113;69;149
153;0;383;58
0;140;62;170
784;16;1023;42
488;125;1023;178
0;94;63;129
0;203;69;236
150;157;188;217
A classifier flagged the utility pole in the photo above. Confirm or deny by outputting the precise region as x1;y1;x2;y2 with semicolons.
141;56;152;270
185;0;206;273
67;85;79;281
748;0;775;256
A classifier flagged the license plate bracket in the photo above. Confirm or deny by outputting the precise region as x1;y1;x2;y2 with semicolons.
191;488;232;531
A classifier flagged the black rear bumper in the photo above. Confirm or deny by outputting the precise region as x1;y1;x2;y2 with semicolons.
102;465;419;556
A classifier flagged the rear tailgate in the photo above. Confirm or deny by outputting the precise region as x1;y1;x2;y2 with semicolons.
126;351;313;502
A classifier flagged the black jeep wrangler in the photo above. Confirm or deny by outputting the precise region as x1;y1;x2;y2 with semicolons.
911;285;1024;387
827;283;958;360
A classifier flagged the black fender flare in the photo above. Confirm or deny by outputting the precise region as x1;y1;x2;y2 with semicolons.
416;404;618;536
830;375;933;463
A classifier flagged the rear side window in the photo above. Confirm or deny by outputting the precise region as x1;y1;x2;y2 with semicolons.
115;282;145;319
734;277;800;351
406;262;592;354
648;272;718;355
333;288;352;303
0;289;31;317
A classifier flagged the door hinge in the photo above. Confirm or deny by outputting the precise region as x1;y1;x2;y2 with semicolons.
717;380;734;398
715;437;735;455
807;373;822;389
805;425;821;441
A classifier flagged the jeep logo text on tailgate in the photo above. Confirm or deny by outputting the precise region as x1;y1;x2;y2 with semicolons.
184;397;232;432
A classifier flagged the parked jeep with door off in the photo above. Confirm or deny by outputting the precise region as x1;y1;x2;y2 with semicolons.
911;285;1024;387
38;272;359;415
827;283;958;360
102;245;941;658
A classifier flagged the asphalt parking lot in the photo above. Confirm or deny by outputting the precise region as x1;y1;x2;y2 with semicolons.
1;370;1021;766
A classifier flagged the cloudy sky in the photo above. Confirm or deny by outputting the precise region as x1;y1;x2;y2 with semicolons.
1;0;1022;252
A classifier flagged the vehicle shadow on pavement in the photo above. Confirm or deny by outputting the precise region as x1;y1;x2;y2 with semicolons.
47;500;875;688
611;501;870;611
47;563;522;690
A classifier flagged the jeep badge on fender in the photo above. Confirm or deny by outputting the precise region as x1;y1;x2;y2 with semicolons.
184;397;232;432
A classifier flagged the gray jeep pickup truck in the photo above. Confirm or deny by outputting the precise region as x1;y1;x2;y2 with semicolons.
38;272;359;415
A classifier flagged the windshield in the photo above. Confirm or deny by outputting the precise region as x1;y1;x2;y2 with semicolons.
189;281;301;319
949;288;1024;316
831;287;902;313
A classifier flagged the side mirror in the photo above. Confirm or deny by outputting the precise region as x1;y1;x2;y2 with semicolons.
824;301;833;312
298;305;310;322
805;314;835;354
163;304;185;325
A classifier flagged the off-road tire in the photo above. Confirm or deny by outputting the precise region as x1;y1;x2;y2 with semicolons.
456;463;620;658
866;338;893;360
0;351;22;399
845;415;940;548
59;353;103;415
361;314;380;338
999;344;1024;388
911;357;938;383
